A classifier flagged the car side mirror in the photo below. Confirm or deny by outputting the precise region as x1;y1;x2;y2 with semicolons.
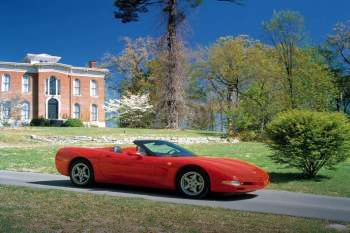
113;146;122;153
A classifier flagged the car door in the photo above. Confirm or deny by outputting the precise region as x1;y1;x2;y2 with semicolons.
99;150;156;186
126;155;167;187
136;142;181;187
142;156;175;188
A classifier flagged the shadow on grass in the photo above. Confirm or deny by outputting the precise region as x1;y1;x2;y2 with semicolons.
269;172;331;184
30;180;257;201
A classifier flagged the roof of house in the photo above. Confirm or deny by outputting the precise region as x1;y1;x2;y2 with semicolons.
0;53;109;78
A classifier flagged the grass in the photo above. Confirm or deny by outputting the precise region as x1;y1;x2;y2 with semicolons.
0;146;58;173
0;185;346;233
186;143;350;197
0;127;224;147
0;142;349;197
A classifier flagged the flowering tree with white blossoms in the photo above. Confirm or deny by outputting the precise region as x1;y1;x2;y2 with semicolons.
105;93;154;128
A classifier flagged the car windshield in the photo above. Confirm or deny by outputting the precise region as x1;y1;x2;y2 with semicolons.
141;141;195;157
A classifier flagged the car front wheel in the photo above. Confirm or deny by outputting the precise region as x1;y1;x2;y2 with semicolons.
177;168;209;198
70;160;94;187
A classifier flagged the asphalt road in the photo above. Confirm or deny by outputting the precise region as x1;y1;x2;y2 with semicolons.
0;170;349;222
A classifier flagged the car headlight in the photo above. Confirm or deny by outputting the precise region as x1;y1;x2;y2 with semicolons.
222;180;241;187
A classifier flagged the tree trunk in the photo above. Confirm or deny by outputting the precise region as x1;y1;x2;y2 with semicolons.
165;0;179;129
287;46;296;109
288;76;296;109
226;85;236;137
220;104;224;132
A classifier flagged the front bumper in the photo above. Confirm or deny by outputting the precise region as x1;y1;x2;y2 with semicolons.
213;173;269;193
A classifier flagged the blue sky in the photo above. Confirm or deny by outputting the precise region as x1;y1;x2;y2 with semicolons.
0;0;348;67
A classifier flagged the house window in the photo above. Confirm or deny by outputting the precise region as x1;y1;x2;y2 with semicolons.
49;77;56;95
2;102;11;120
74;79;81;96
22;75;30;93
2;74;10;92
21;102;30;121
91;104;98;121
90;80;97;96
74;103;80;119
46;76;60;95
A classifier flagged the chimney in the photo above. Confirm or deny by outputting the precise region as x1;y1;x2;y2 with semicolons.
88;60;97;68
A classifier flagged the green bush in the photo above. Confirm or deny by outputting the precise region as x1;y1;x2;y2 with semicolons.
266;110;350;178
30;117;49;127
237;131;269;142
30;118;65;127
62;119;84;127
238;131;257;142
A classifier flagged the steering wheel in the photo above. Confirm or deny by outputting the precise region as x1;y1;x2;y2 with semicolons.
167;148;178;155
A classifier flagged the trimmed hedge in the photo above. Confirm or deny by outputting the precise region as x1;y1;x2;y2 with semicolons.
266;110;350;178
30;117;50;127
62;118;84;127
30;118;64;127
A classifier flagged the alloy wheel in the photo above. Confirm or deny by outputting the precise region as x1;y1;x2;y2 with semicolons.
71;162;91;186
180;171;205;196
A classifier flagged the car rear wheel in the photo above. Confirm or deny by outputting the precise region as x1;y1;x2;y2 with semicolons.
70;160;94;187
177;168;209;198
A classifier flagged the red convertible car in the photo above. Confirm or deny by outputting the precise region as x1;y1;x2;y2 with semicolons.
55;140;269;198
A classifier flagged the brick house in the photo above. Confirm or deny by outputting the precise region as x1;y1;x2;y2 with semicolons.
0;54;108;127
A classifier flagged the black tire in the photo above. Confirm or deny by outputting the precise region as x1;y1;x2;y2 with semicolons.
176;167;210;198
69;159;94;187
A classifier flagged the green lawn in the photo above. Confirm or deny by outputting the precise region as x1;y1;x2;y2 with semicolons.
0;127;224;147
0;127;224;137
187;143;350;197
0;142;349;197
0;185;346;233
0;146;58;173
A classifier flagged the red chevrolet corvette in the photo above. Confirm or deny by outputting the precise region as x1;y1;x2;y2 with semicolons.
55;140;269;198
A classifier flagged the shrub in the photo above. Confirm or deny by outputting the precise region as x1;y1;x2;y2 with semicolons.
30;117;49;127
238;131;257;142
30;118;64;127
49;120;64;127
62;118;84;127
237;131;269;142
266;110;350;178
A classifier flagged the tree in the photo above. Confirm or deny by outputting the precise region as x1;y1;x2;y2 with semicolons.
291;48;337;111
194;36;270;136
263;10;305;109
198;36;273;136
327;20;350;113
236;46;284;132
113;0;243;128
328;20;350;70
185;73;212;129
196;36;337;135
336;76;350;113
104;37;156;95
105;93;154;128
